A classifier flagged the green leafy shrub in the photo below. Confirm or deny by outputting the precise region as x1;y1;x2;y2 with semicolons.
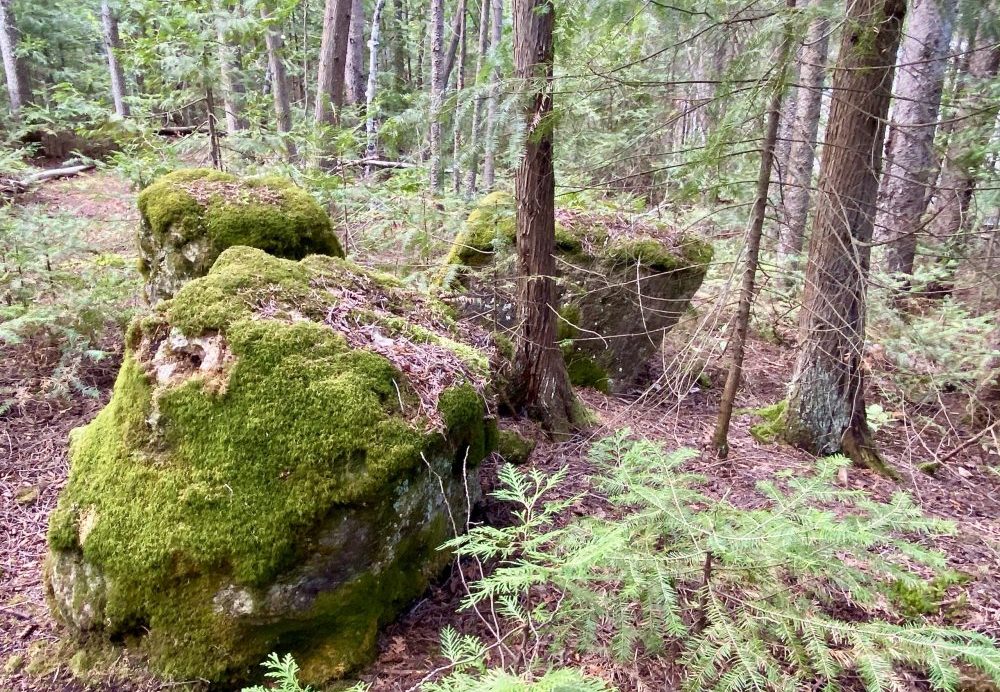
445;431;1000;692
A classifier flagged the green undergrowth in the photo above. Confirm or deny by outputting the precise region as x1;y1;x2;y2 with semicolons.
746;399;787;443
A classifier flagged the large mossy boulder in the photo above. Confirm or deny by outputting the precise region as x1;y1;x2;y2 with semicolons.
438;192;712;393
137;169;344;303
46;247;496;685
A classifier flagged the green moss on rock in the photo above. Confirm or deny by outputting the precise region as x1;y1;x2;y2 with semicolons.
47;248;496;686
497;429;536;465
137;168;343;303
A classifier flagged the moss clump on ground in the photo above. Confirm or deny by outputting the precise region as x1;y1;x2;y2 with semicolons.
748;400;788;443
47;247;496;685
136;168;343;302
887;571;971;620
497;429;536;465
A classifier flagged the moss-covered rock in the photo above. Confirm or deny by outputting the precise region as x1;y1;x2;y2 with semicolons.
137;169;344;303
438;192;712;394
46;247;496;686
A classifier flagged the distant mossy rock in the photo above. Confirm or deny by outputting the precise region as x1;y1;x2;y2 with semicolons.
438;192;712;394
136;168;344;303
46;247;496;686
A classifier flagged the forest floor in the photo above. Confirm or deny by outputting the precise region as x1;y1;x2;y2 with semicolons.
1;171;999;691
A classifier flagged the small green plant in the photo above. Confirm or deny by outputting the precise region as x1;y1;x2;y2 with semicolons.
446;431;1000;691
747;399;786;443
242;653;315;692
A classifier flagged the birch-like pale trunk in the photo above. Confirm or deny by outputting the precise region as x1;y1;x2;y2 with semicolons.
482;0;503;189
100;0;129;117
876;0;956;278
365;0;387;175
0;0;31;116
463;0;491;194
429;0;445;191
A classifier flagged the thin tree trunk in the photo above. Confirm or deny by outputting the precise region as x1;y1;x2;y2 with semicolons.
416;2;426;90
482;0;503;189
778;3;830;270
262;4;298;160
783;0;906;472
713;0;797;458
511;0;577;432
429;0;445;191
215;0;248;132
345;0;366;105
0;0;31;116
927;38;1000;265
442;0;467;90
205;83;223;169
876;0;956;278
452;2;467;193
365;0;388;174
315;0;353;125
390;0;408;88
100;0;129;117
464;0;491;194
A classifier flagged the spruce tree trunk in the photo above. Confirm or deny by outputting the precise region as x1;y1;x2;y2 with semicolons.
365;0;387;174
262;4;298;160
429;0;445;191
315;0;353;125
778;4;830;269
345;0;366;106
511;0;577;433
390;0;408;88
216;0;248;132
783;0;906;471
100;0;129;117
482;0;503;189
452;2;466;193
0;0;31;116
927;38;1000;263
464;0;491;194
876;0;956;278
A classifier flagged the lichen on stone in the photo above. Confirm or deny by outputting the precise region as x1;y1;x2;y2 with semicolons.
46;247;497;686
136;168;344;303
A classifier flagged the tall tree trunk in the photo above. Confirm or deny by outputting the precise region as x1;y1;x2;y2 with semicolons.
442;0;467;90
365;0;387;175
713;0;797;458
315;0;353;125
778;3;830;269
927;37;1000;264
464;0;491;193
345;0;366;106
262;4;298;160
452;2;466;193
429;0;445;191
389;0;408;88
783;0;906;471
482;0;503;189
100;0;129;117
876;0;956;278
0;0;31;116
511;0;577;432
216;0;248;132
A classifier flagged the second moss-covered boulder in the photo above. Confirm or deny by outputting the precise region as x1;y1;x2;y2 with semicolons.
46;247;496;686
439;192;712;393
137;168;344;303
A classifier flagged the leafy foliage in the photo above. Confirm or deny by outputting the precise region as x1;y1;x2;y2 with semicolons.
445;431;1000;691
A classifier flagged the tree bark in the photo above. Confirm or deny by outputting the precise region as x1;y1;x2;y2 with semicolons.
389;0;408;88
345;0;366;106
100;0;129;117
0;0;31;116
442;0;467;90
315;0;353;125
429;0;445;191
778;3;830;269
927;38;1000;263
452;1;467;193
464;0;491;194
875;0;956;278
215;0;248;132
783;0;906;472
365;0;388;175
713;0;797;458
482;0;503;189
261;4;298;160
510;0;577;432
